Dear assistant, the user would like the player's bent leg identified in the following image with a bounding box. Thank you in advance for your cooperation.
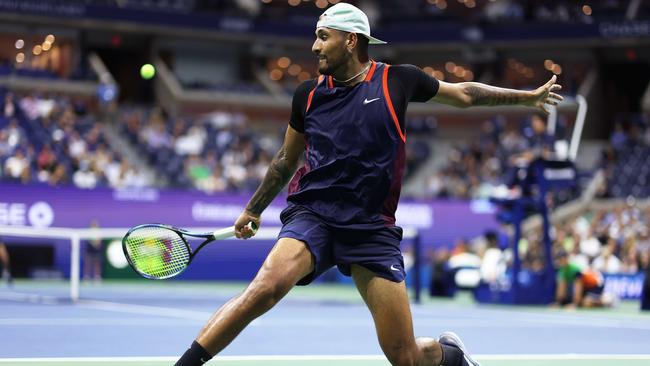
[351,264,441,366]
[177,238,314,365]
[352,265,480,366]
[197,237,313,351]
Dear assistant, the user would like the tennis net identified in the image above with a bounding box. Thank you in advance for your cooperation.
[0,225,421,303]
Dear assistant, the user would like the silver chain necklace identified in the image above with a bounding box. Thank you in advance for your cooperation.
[332,62,371,84]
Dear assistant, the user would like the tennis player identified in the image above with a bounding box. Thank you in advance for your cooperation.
[176,3,562,365]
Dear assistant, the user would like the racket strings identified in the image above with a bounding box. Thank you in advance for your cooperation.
[123,226,191,278]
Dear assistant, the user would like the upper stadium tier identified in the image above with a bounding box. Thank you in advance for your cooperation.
[0,0,648,46]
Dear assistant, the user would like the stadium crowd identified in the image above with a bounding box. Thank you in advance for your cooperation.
[424,114,559,200]
[425,112,650,200]
[598,117,650,198]
[0,90,146,189]
[1,88,434,193]
[425,116,650,299]
[89,0,640,25]
[119,106,275,193]
[429,202,649,300]
[4,86,648,202]
[550,204,650,276]
[482,203,650,277]
[117,105,435,193]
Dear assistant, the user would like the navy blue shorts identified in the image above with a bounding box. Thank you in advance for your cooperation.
[278,204,405,286]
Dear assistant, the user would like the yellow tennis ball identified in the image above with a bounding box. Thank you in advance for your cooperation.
[140,63,155,79]
[143,255,165,275]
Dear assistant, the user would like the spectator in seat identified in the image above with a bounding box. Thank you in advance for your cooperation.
[591,242,622,274]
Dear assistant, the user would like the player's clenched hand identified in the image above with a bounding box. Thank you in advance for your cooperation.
[235,210,260,239]
[527,75,563,114]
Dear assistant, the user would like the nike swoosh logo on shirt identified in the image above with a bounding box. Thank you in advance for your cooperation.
[363,97,380,105]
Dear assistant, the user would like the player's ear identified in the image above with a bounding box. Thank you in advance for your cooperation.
[346,33,356,52]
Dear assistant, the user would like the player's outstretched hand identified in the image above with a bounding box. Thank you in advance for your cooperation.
[235,210,260,239]
[527,75,563,114]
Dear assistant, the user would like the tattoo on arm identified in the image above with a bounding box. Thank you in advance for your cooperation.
[245,147,297,215]
[464,83,528,106]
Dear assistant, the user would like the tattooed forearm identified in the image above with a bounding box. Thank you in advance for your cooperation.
[463,83,529,106]
[245,147,297,215]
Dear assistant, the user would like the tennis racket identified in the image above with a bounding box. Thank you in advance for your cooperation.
[122,223,257,280]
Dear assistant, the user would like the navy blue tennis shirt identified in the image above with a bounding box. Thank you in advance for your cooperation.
[287,62,439,229]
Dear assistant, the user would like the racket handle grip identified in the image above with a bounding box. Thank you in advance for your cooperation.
[212,222,257,240]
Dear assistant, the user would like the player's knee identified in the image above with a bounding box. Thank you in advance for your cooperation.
[245,278,288,311]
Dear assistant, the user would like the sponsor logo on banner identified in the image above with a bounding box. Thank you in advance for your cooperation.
[0,201,54,228]
[604,273,645,300]
[193,202,431,227]
[470,199,496,214]
[112,188,159,202]
[600,21,650,38]
[191,202,283,224]
[395,203,433,228]
[0,0,86,16]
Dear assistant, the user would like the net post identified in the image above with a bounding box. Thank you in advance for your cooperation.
[70,233,81,302]
[413,229,421,304]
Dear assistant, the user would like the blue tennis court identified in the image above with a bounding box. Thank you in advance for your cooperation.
[2,281,649,365]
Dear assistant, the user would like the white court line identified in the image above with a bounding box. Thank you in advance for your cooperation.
[0,318,202,326]
[0,292,59,305]
[77,299,212,320]
[2,354,650,362]
[0,294,216,321]
[6,297,650,331]
[13,313,640,330]
[76,299,264,326]
[7,297,650,331]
